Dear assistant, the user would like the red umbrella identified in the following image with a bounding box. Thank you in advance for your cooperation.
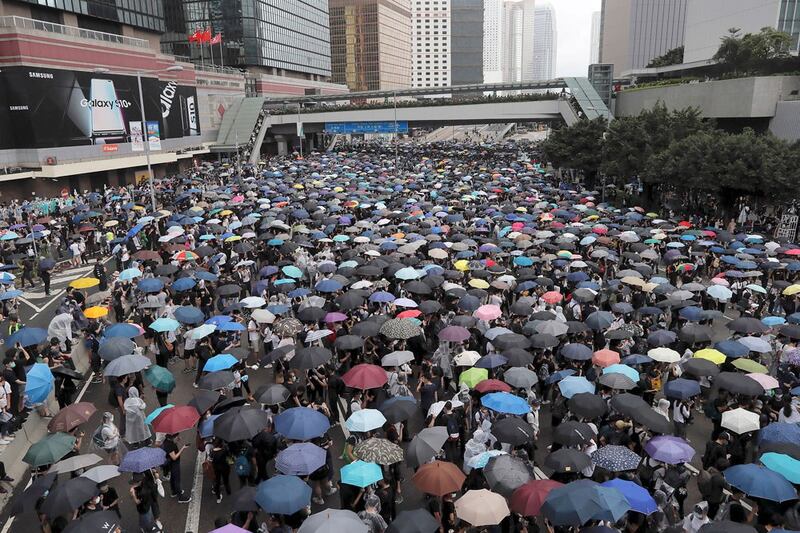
[542,291,562,304]
[342,364,388,390]
[152,405,200,434]
[397,310,422,319]
[510,479,564,517]
[412,460,466,497]
[475,379,512,393]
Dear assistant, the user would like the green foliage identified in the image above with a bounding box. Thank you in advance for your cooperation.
[713,27,792,73]
[540,117,607,181]
[646,46,684,68]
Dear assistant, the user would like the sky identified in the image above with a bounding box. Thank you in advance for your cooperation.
[550,0,602,77]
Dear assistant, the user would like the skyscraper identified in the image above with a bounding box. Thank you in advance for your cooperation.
[502,0,535,83]
[451,0,484,85]
[483,0,504,83]
[600,0,688,75]
[412,0,451,88]
[591,11,602,64]
[329,0,412,92]
[161,0,332,78]
[533,2,557,80]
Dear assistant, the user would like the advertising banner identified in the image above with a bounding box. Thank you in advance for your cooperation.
[146,121,162,151]
[0,66,201,150]
[130,121,144,152]
[324,121,409,134]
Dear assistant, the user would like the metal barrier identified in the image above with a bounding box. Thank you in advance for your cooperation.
[0,15,149,48]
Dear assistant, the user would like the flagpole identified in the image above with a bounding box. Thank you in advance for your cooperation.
[219,39,224,68]
[199,40,204,68]
[209,37,215,67]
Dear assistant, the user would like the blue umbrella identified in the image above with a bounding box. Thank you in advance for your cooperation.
[282,265,303,279]
[369,291,395,303]
[724,464,797,502]
[118,268,143,281]
[315,279,343,293]
[171,278,197,292]
[103,323,141,339]
[137,278,164,293]
[195,271,218,282]
[255,475,311,515]
[217,321,246,332]
[174,306,204,325]
[715,340,750,358]
[545,369,576,384]
[761,452,800,484]
[205,315,233,326]
[25,363,54,405]
[340,460,383,487]
[761,422,800,445]
[198,414,220,438]
[558,376,596,399]
[276,443,326,476]
[603,364,639,382]
[7,326,47,347]
[119,447,166,473]
[149,317,181,333]
[560,343,593,360]
[591,445,641,472]
[663,378,702,400]
[145,404,174,425]
[0,290,23,301]
[480,392,530,415]
[203,354,238,372]
[475,353,509,369]
[274,407,331,441]
[622,354,653,365]
[601,479,657,515]
[541,479,631,526]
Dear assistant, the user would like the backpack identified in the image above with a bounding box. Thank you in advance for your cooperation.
[697,468,712,497]
[234,451,251,477]
[92,425,105,448]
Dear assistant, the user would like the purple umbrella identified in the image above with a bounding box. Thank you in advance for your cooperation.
[118,447,166,473]
[438,325,471,342]
[275,443,326,476]
[325,312,348,323]
[643,435,695,465]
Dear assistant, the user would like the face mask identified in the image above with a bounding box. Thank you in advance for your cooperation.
[9,363,14,368]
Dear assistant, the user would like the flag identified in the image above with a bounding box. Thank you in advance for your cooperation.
[210,33,222,45]
[188,29,202,42]
[200,27,212,43]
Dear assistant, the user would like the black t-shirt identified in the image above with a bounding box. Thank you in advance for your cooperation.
[162,438,179,465]
[3,368,18,395]
[210,446,229,467]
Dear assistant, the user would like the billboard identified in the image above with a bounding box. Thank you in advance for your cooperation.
[0,66,200,150]
[324,121,409,134]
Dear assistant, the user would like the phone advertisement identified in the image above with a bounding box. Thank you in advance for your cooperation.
[0,66,201,150]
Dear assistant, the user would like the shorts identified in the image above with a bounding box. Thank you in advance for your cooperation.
[183,349,195,360]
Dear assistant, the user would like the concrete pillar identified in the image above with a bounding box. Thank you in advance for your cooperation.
[274,135,288,156]
[306,134,315,151]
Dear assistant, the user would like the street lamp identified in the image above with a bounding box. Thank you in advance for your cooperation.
[94,65,184,212]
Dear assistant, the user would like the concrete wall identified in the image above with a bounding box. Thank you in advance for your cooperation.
[683,0,781,63]
[615,76,800,118]
[770,100,800,140]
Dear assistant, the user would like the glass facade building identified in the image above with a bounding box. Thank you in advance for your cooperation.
[779,0,800,50]
[329,0,411,92]
[161,0,331,77]
[451,0,483,86]
[18,0,164,32]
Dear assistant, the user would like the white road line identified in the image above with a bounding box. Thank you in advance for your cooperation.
[0,371,95,533]
[16,298,41,313]
[184,451,204,533]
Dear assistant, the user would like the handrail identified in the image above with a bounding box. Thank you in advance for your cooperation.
[0,15,149,48]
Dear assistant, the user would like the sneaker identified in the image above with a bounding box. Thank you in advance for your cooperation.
[0,487,6,494]
[5,434,14,440]
[312,496,324,505]
[0,439,10,445]
[178,494,192,504]
[325,486,338,496]
[249,364,260,371]
[1,476,13,482]
[192,383,198,389]
[394,496,404,504]
[216,494,222,504]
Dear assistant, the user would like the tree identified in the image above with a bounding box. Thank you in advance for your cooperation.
[646,46,684,68]
[540,117,607,185]
[713,28,749,73]
[713,27,792,73]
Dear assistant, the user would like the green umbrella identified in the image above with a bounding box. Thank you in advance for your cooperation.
[24,432,76,467]
[459,367,489,389]
[732,358,769,374]
[144,365,176,393]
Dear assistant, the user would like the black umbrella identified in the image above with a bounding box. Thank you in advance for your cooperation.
[51,366,83,380]
[63,510,121,533]
[544,448,591,473]
[683,358,720,377]
[584,311,614,330]
[484,454,533,496]
[290,346,333,369]
[189,389,222,414]
[502,348,534,367]
[387,509,440,533]
[727,317,769,335]
[41,476,99,517]
[491,417,535,445]
[530,333,559,349]
[379,397,418,423]
[351,321,381,337]
[214,407,270,441]
[698,521,757,533]
[553,421,595,447]
[261,345,295,366]
[217,284,242,296]
[336,292,366,310]
[568,392,608,419]
[10,472,56,516]
[492,333,531,350]
[198,371,235,391]
[609,393,649,417]
[630,407,674,434]
[298,307,326,322]
[230,486,260,512]
[679,324,713,344]
[211,396,248,415]
[334,335,364,351]
[715,371,765,396]
[98,337,137,361]
[418,300,442,314]
[255,384,291,405]
[39,258,56,270]
[155,264,178,276]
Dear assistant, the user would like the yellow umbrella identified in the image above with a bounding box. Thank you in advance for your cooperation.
[454,260,470,272]
[783,284,800,296]
[732,358,768,374]
[70,278,100,289]
[694,348,726,365]
[84,306,108,319]
[468,278,490,289]
[459,368,489,389]
[224,235,242,242]
[293,184,304,189]
[219,210,233,217]
[103,220,119,228]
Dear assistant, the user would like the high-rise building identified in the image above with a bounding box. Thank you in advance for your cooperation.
[329,0,412,92]
[483,0,504,83]
[161,0,332,79]
[502,0,535,83]
[533,2,557,81]
[591,11,601,64]
[451,0,484,85]
[412,0,451,88]
[684,0,800,63]
[600,0,688,75]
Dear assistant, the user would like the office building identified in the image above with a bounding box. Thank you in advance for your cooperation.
[588,63,614,107]
[599,0,688,75]
[412,0,450,88]
[483,0,504,83]
[329,0,412,92]
[161,0,332,80]
[502,0,535,83]
[684,0,800,63]
[533,2,557,81]
[591,11,601,64]
[451,0,483,85]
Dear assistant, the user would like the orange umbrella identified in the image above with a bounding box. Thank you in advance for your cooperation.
[412,460,466,497]
[84,306,108,319]
[592,349,620,368]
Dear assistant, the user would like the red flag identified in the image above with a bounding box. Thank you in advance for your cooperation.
[210,33,222,45]
[201,28,212,43]
[188,29,201,42]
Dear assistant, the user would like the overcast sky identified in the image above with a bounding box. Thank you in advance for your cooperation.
[550,0,602,77]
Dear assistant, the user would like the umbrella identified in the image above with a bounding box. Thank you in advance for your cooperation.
[491,417,535,445]
[80,464,121,484]
[255,383,291,405]
[25,362,54,404]
[204,353,239,372]
[149,317,180,332]
[412,460,466,496]
[8,326,48,347]
[407,427,448,468]
[503,367,538,389]
[553,421,595,446]
[379,396,418,423]
[481,391,530,415]
[597,372,637,390]
[255,475,312,515]
[276,443,326,476]
[48,453,102,474]
[230,486,259,512]
[342,364,388,389]
[510,479,564,517]
[558,375,596,398]
[146,404,174,425]
[760,422,800,445]
[568,392,608,419]
[275,407,331,441]
[99,337,136,360]
[291,346,333,370]
[152,405,200,434]
[353,438,403,465]
[484,454,533,496]
[214,407,269,441]
[24,432,76,467]
[380,318,422,339]
[644,435,695,464]
[663,378,702,400]
[721,407,760,434]
[63,511,122,533]
[10,472,56,516]
[439,325,471,342]
[143,365,176,393]
[381,350,415,367]
[591,445,642,472]
[198,370,235,390]
[541,479,631,526]
[41,476,99,518]
[683,358,721,377]
[723,464,797,502]
[345,409,387,432]
[386,509,440,533]
[716,371,764,396]
[174,305,204,324]
[103,323,141,339]
[455,489,510,526]
[544,448,591,473]
[48,402,96,433]
[104,354,150,377]
[189,389,222,414]
[601,478,657,515]
[298,509,367,533]
[118,446,166,472]
[340,460,383,487]
[761,452,800,484]
[459,367,489,388]
[698,522,757,533]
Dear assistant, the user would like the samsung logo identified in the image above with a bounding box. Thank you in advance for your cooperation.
[28,72,54,79]
[9,105,28,111]
[80,98,131,109]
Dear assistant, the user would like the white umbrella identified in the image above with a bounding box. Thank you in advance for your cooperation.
[454,350,482,366]
[251,309,276,324]
[721,407,760,434]
[647,347,681,363]
[381,351,415,367]
[739,336,772,353]
[187,324,216,340]
[240,296,266,309]
[428,399,464,418]
[81,464,120,483]
[305,329,333,344]
[455,489,510,526]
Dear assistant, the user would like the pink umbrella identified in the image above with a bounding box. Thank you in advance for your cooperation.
[542,291,562,304]
[439,325,471,342]
[231,194,245,203]
[474,304,502,321]
[592,349,620,367]
[711,277,730,286]
[747,373,779,389]
[342,364,388,390]
[325,312,348,323]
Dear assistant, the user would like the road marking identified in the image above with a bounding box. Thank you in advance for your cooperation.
[30,294,65,320]
[184,451,204,533]
[16,298,41,313]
